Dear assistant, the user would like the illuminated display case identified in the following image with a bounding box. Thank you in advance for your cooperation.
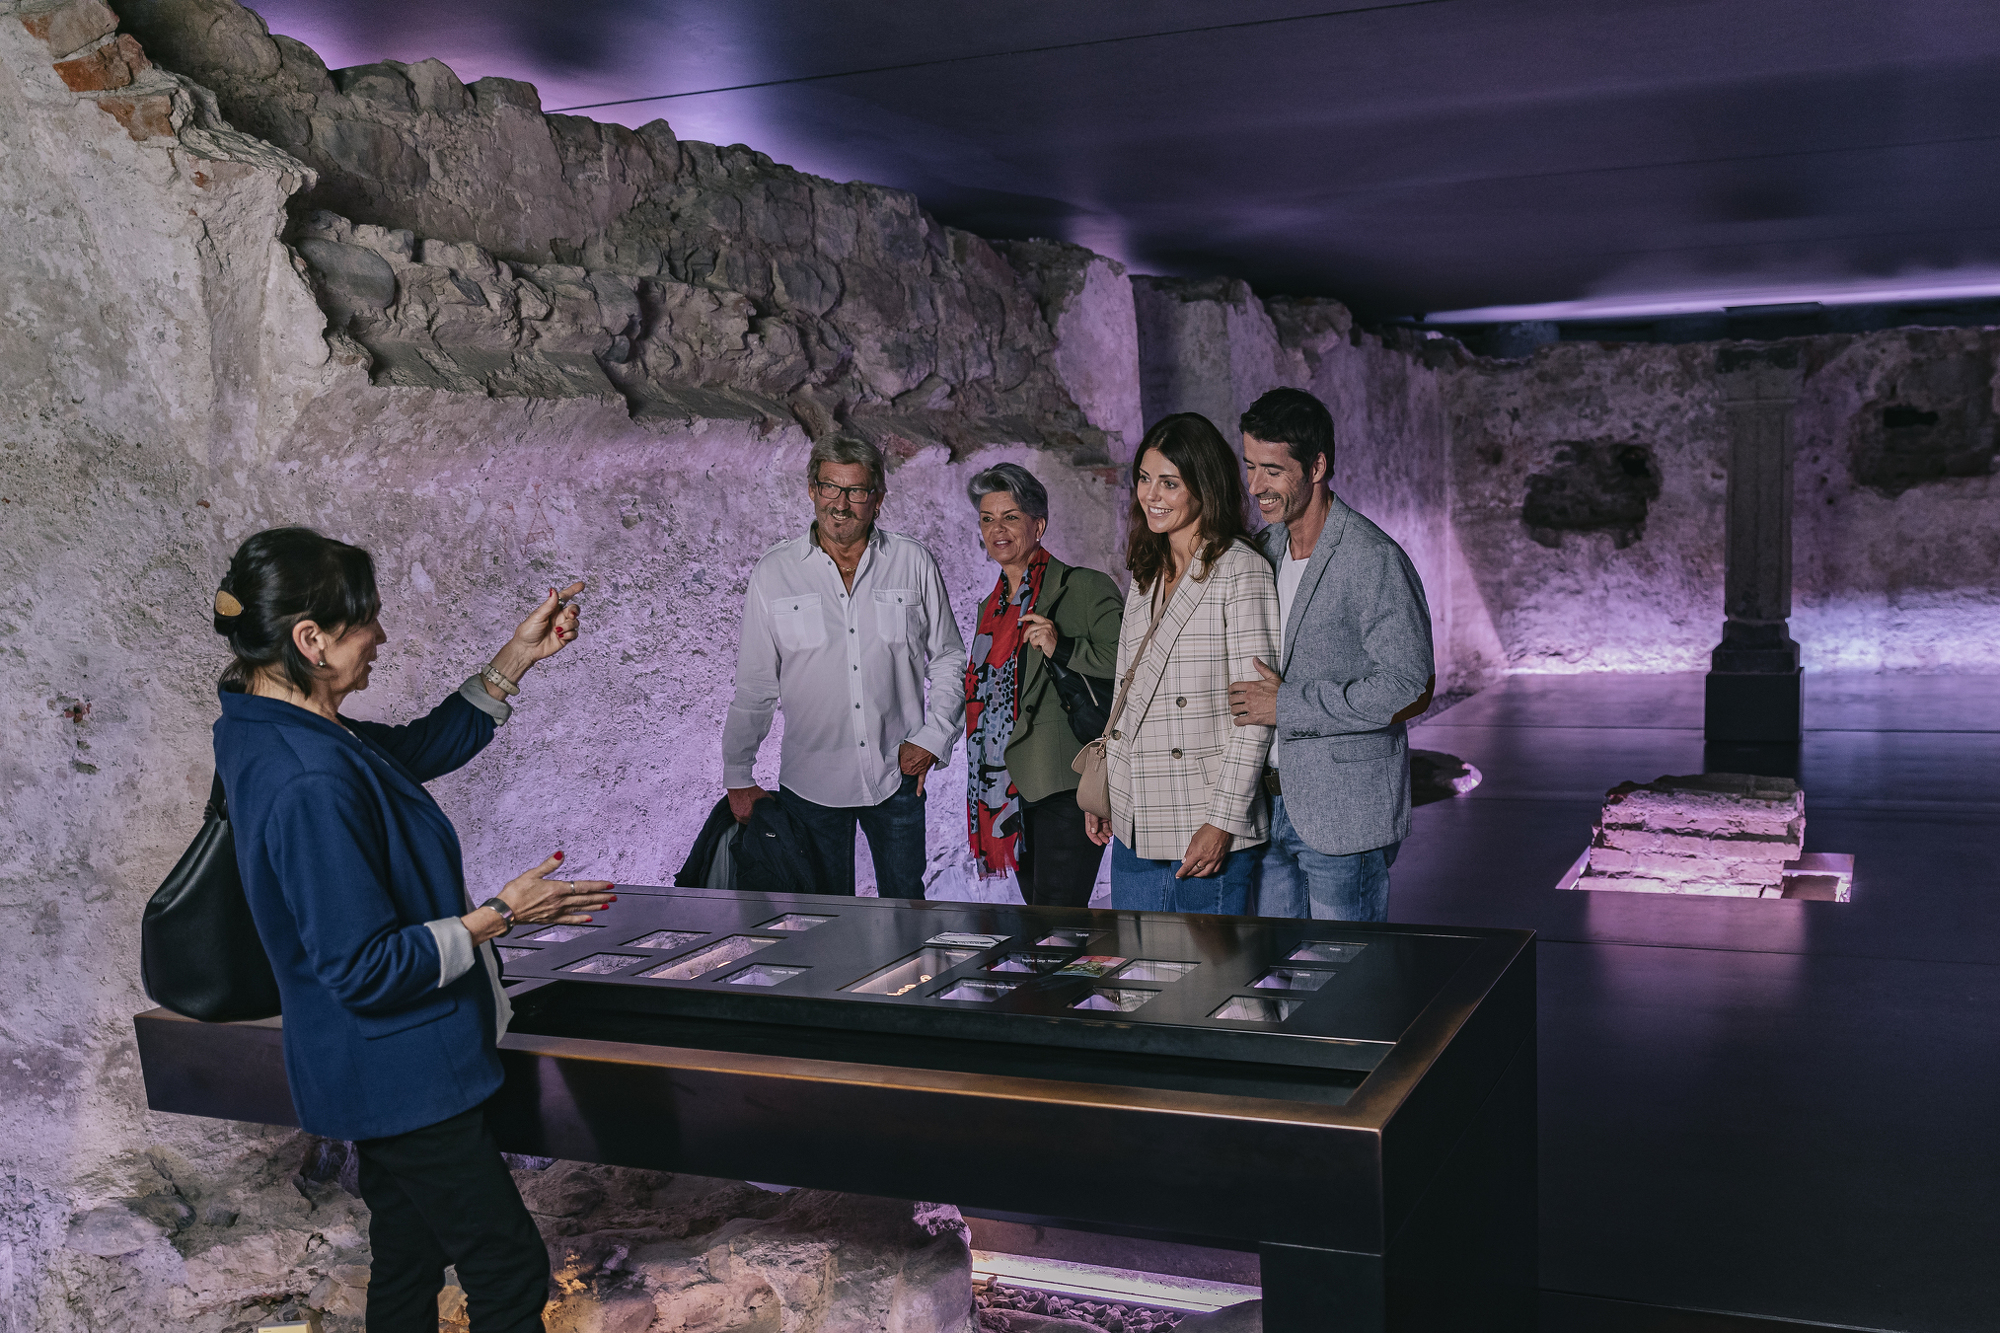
[136,885,1535,1333]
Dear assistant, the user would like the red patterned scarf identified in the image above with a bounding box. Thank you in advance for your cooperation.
[963,551,1050,877]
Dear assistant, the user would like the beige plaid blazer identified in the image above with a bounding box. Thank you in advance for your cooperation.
[1106,539,1279,860]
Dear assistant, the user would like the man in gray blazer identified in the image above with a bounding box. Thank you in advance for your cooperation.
[1228,389,1435,920]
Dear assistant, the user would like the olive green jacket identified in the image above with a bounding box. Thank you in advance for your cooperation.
[999,555,1124,804]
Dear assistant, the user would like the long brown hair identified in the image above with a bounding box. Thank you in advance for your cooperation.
[1126,413,1251,593]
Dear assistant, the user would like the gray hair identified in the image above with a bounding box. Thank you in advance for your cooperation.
[966,462,1049,523]
[807,435,886,492]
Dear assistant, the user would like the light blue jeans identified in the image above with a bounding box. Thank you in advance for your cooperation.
[1109,838,1257,915]
[1255,794,1399,921]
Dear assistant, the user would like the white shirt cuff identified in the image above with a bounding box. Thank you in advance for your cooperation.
[424,917,478,989]
[459,675,512,724]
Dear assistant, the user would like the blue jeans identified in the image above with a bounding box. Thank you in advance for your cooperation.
[1255,794,1399,921]
[779,774,927,899]
[1109,838,1257,915]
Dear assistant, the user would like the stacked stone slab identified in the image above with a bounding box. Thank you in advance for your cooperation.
[1580,773,1805,896]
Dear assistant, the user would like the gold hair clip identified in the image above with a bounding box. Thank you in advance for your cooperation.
[214,589,244,618]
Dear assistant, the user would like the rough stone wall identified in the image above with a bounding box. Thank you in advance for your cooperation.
[0,3,1114,1326]
[1442,341,1729,674]
[108,0,1120,463]
[1444,329,2000,674]
[1787,328,2000,671]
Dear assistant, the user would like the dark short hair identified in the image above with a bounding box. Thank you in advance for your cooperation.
[966,462,1049,523]
[214,527,380,696]
[1240,387,1335,480]
[1126,414,1252,593]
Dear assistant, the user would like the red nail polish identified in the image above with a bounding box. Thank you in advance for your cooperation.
[553,850,564,861]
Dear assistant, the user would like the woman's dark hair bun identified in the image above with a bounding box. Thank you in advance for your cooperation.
[215,527,380,696]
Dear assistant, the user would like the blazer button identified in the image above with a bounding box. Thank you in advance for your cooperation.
[1111,729,1121,740]
[1175,696,1186,707]
[1171,747,1183,758]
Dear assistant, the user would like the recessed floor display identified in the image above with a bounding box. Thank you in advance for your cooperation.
[527,924,599,943]
[563,953,646,976]
[1252,967,1335,992]
[936,978,1018,1003]
[1112,959,1198,983]
[846,947,981,996]
[723,964,806,987]
[495,946,538,965]
[758,913,835,931]
[641,936,780,980]
[1035,930,1098,948]
[1211,996,1303,1023]
[1072,988,1157,1013]
[1289,942,1365,965]
[626,929,706,951]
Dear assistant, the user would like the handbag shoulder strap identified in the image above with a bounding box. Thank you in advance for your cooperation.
[1097,584,1171,739]
[1013,562,1072,679]
[205,771,228,822]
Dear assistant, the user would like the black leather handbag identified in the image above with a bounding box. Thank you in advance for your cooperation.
[1030,567,1115,744]
[1046,657,1113,744]
[139,773,282,1022]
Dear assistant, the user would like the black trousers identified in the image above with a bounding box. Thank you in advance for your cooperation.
[1017,789,1101,908]
[355,1101,549,1333]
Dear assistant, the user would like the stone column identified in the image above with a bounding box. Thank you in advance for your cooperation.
[1705,344,1804,745]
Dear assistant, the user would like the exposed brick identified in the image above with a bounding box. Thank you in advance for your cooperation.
[53,33,149,92]
[96,91,174,141]
[18,0,117,59]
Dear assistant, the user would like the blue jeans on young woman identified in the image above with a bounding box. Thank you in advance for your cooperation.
[779,773,928,899]
[1109,837,1258,915]
[1254,793,1399,921]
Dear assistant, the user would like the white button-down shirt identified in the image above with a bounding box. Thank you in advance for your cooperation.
[723,525,967,808]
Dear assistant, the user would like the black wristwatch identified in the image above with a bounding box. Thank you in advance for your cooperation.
[477,896,515,930]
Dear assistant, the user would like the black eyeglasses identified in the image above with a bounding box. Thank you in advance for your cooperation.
[811,480,881,504]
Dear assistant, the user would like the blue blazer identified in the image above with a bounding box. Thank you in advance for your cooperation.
[213,688,502,1141]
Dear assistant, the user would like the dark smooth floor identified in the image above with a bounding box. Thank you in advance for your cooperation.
[1399,673,2000,1333]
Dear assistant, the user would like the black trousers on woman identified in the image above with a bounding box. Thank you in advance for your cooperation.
[355,1100,549,1333]
[1016,789,1102,908]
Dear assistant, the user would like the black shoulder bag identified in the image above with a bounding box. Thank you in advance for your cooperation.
[1033,568,1117,744]
[140,773,283,1022]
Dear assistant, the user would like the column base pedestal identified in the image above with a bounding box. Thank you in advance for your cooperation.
[1704,668,1801,744]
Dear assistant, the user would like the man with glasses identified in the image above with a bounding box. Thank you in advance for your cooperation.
[722,436,967,898]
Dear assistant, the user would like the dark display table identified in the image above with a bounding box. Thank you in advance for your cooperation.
[136,886,1535,1332]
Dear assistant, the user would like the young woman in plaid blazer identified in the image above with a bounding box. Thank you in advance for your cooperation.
[1085,414,1280,913]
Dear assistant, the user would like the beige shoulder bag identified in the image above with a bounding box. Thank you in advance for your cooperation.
[1071,587,1171,818]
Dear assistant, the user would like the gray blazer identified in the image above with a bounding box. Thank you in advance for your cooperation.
[1260,494,1434,855]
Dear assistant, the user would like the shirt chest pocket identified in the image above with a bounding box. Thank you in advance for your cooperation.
[873,588,920,644]
[771,593,827,651]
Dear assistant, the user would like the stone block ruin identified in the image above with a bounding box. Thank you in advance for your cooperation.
[1574,773,1848,901]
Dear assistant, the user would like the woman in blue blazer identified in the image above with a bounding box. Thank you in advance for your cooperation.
[211,527,610,1333]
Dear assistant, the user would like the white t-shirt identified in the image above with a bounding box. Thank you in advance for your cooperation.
[1276,551,1309,654]
[1271,551,1309,768]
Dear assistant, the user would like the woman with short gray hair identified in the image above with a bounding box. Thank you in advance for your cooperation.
[962,463,1124,905]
